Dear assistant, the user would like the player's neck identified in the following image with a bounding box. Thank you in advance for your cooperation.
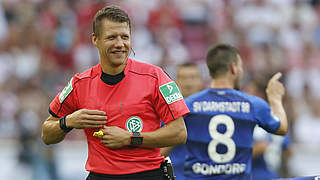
[210,78,234,89]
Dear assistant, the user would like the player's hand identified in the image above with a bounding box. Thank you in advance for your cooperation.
[66,109,107,129]
[99,126,131,149]
[266,72,285,102]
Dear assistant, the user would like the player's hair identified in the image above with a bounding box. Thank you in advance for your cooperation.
[206,44,239,78]
[93,5,131,38]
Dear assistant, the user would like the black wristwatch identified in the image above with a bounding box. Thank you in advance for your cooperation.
[130,132,143,146]
[59,115,73,133]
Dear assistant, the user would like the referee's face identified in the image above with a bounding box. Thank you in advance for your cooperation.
[93,19,131,70]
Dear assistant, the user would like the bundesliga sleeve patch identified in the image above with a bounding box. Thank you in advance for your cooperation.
[159,81,183,104]
[59,77,73,103]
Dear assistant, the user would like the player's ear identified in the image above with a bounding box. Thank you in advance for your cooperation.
[91,33,98,46]
[230,62,237,75]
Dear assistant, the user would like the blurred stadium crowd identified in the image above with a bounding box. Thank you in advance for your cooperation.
[0,0,320,179]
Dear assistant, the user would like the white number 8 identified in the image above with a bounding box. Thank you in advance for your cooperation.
[208,114,236,163]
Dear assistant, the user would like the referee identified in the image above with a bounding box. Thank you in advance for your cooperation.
[41,5,189,180]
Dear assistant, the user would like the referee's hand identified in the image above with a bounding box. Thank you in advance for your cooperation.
[99,126,131,149]
[66,109,107,129]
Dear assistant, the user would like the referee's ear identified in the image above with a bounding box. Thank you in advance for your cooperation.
[92,32,98,46]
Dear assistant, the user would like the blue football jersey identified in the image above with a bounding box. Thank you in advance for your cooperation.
[184,89,281,180]
[170,144,186,180]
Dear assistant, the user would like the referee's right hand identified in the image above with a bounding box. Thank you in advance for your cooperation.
[66,109,107,129]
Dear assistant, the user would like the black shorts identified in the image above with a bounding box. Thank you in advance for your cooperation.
[86,168,163,180]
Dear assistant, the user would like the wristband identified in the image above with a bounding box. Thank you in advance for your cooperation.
[59,115,73,133]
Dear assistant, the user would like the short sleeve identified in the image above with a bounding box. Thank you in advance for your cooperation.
[253,96,280,133]
[49,76,78,118]
[153,69,190,124]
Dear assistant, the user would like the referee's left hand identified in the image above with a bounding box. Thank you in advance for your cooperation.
[99,126,131,149]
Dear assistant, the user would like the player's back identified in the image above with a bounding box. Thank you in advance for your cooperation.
[184,88,280,180]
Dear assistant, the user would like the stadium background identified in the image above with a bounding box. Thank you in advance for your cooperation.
[0,0,319,179]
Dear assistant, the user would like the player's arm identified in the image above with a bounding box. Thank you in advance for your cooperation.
[252,126,269,157]
[252,141,269,157]
[266,72,288,135]
[42,109,107,145]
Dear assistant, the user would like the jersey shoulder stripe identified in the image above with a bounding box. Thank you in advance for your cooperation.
[128,58,167,80]
[73,64,100,84]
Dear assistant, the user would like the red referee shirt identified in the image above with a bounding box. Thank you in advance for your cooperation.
[49,58,190,174]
